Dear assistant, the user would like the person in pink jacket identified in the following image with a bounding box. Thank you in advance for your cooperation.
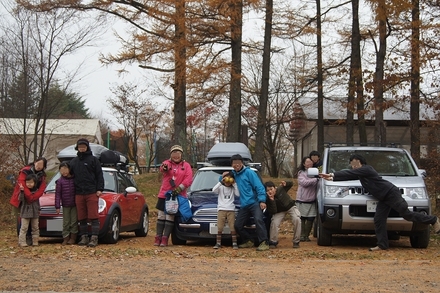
[154,145,193,247]
[296,156,319,242]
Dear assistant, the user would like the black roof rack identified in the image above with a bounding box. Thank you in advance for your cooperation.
[325,142,402,148]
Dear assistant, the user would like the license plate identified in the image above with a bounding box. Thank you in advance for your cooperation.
[366,200,378,213]
[47,219,63,231]
[209,223,231,234]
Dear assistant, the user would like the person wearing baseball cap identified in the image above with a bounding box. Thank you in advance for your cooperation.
[154,144,193,247]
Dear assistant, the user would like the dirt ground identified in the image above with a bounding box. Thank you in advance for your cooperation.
[1,223,440,293]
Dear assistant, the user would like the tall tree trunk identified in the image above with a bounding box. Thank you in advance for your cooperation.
[347,0,358,145]
[352,0,367,146]
[173,0,187,147]
[254,0,273,163]
[316,0,324,154]
[227,0,243,142]
[410,0,420,165]
[374,0,387,146]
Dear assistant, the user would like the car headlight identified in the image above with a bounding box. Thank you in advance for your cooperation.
[98,198,106,213]
[325,186,349,198]
[406,187,428,199]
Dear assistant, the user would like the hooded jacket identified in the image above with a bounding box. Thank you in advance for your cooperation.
[232,166,266,208]
[69,146,104,195]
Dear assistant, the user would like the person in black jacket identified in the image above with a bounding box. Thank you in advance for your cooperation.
[320,154,440,251]
[69,138,104,247]
[265,181,301,248]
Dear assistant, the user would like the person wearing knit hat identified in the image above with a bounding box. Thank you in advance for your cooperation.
[69,138,104,248]
[154,144,193,247]
[170,145,183,153]
[75,138,90,150]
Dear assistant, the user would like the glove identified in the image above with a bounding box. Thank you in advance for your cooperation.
[161,163,169,171]
[171,186,182,196]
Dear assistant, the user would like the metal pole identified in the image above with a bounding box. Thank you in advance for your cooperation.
[107,127,110,149]
[154,130,157,167]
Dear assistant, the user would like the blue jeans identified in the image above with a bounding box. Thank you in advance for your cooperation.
[234,202,268,245]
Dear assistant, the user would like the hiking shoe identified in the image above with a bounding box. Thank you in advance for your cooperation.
[238,240,254,248]
[232,243,238,250]
[433,217,440,234]
[87,235,98,247]
[213,243,221,249]
[256,242,269,251]
[369,246,384,252]
[78,235,89,246]
[293,242,300,249]
[300,236,306,242]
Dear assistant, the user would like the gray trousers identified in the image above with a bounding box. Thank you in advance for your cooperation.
[269,206,301,244]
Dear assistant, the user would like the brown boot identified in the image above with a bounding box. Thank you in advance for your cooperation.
[67,233,77,245]
[32,236,39,246]
[62,235,70,245]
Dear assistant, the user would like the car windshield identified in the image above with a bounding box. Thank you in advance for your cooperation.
[189,169,227,192]
[45,170,117,192]
[327,150,417,176]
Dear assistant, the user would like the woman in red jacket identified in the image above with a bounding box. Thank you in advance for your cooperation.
[10,157,47,245]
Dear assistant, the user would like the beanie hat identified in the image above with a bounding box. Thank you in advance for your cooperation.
[75,138,90,150]
[170,145,183,153]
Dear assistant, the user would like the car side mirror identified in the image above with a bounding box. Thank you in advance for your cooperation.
[307,167,319,178]
[124,186,137,196]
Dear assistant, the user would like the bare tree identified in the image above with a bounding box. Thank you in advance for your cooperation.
[108,83,165,174]
[1,1,102,164]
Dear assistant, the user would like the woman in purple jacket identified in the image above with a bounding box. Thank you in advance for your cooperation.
[296,156,319,242]
[55,162,77,245]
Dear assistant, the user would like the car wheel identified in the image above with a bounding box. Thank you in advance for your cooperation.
[134,208,149,237]
[409,226,430,248]
[171,228,187,245]
[103,210,120,244]
[317,214,332,246]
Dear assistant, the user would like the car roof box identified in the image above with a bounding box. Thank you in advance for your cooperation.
[100,150,129,167]
[207,142,252,166]
[57,143,109,162]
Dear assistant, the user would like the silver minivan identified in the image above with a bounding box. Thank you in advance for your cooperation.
[313,146,431,248]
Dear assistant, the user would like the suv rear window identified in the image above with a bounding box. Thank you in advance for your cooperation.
[327,150,417,176]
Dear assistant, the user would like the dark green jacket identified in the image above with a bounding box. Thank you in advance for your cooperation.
[266,181,295,214]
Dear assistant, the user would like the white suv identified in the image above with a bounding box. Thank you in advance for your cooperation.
[315,146,431,248]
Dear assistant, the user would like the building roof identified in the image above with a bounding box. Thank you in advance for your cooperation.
[299,97,439,121]
[0,118,102,137]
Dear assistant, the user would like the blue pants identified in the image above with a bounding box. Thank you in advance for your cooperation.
[234,202,268,245]
[374,186,436,249]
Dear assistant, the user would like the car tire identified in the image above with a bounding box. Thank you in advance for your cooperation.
[134,208,149,237]
[409,226,430,248]
[103,210,120,244]
[317,214,332,246]
[171,229,187,245]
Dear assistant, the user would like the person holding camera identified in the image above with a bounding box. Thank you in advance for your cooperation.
[154,145,193,247]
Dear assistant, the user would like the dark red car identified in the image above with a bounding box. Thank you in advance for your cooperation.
[37,144,149,244]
